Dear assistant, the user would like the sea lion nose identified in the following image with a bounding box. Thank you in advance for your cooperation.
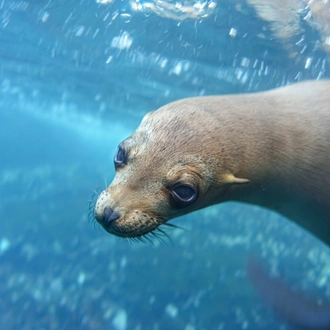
[100,206,120,226]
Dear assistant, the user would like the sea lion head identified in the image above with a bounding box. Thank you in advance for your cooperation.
[94,99,249,238]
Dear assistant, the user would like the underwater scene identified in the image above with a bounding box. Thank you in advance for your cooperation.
[1,0,330,329]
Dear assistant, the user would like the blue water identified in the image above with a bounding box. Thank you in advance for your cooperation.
[1,0,330,329]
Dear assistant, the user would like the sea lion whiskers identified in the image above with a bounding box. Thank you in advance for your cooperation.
[89,187,117,231]
[88,190,101,227]
[120,225,172,245]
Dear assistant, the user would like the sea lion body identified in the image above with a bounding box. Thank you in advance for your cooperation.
[94,80,330,246]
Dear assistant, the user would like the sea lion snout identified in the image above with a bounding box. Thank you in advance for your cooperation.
[94,180,168,237]
[94,190,119,231]
[95,206,120,229]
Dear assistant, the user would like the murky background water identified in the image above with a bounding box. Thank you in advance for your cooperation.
[1,0,330,329]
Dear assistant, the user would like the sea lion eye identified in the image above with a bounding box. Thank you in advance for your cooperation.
[114,146,126,168]
[170,184,197,207]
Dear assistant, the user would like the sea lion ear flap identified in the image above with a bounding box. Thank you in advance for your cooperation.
[223,174,250,185]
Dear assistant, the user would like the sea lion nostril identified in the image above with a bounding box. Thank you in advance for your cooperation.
[103,206,120,224]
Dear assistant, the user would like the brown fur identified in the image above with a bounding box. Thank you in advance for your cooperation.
[94,80,330,244]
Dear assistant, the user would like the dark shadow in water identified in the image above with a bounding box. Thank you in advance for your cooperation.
[247,257,330,330]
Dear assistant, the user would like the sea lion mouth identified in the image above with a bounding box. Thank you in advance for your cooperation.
[94,206,180,244]
[101,217,162,239]
[93,190,169,239]
[102,218,175,244]
[94,204,166,239]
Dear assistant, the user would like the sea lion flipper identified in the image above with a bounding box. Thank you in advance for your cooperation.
[224,174,250,184]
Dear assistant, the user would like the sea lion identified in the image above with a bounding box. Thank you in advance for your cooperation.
[94,80,330,328]
[94,80,330,242]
